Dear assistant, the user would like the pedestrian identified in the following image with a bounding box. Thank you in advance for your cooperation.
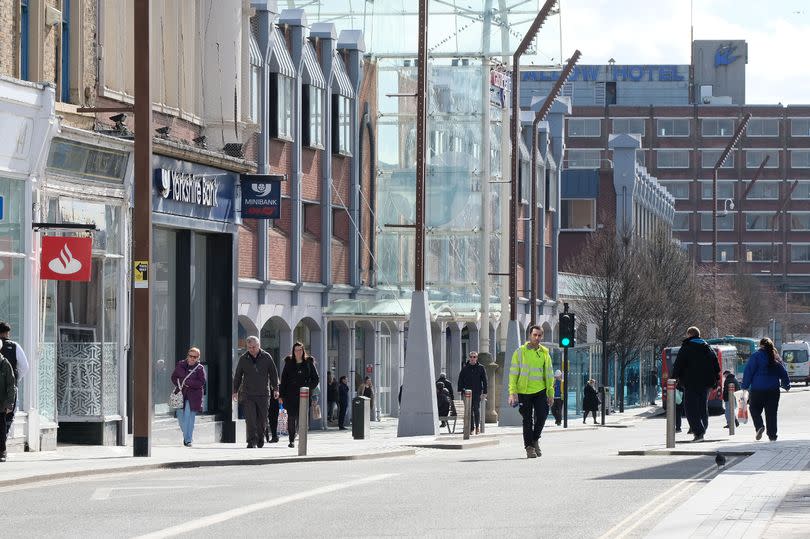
[675,382,685,433]
[265,389,281,444]
[741,337,790,441]
[0,351,16,462]
[170,347,206,447]
[583,379,599,424]
[327,372,339,422]
[279,342,319,448]
[508,324,554,458]
[338,375,350,430]
[437,372,455,400]
[551,370,564,426]
[436,381,451,421]
[362,376,374,419]
[457,351,488,434]
[232,336,279,449]
[671,326,720,442]
[722,370,740,430]
[0,322,29,437]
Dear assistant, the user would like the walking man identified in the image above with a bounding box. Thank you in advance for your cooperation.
[233,336,279,448]
[326,372,339,422]
[0,350,16,462]
[671,326,720,442]
[0,322,29,437]
[338,375,350,430]
[457,352,488,434]
[508,325,554,458]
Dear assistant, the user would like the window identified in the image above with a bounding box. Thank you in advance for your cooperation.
[791,213,810,231]
[747,118,779,137]
[745,244,778,262]
[657,118,690,137]
[303,86,323,148]
[701,118,735,137]
[59,0,70,102]
[660,181,690,200]
[701,149,734,169]
[565,149,600,169]
[47,139,128,182]
[744,180,780,200]
[333,95,352,155]
[792,150,810,168]
[568,118,601,137]
[700,180,735,200]
[656,149,689,168]
[699,244,737,262]
[791,118,810,137]
[746,149,779,168]
[272,74,293,139]
[745,212,779,231]
[700,212,734,231]
[672,212,690,231]
[791,245,810,262]
[635,149,646,166]
[612,118,646,136]
[20,0,29,80]
[793,181,810,200]
[560,199,596,230]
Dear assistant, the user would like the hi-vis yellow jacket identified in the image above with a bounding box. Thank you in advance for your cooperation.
[508,343,554,395]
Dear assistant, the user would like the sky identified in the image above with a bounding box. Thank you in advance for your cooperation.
[531,0,810,104]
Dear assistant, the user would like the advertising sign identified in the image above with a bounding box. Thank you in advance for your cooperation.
[40,236,92,282]
[241,174,283,219]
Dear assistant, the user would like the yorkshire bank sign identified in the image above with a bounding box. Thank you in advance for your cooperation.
[155,168,219,207]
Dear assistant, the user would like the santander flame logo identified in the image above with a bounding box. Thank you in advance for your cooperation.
[48,243,83,275]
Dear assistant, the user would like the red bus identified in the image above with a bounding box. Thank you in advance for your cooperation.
[661,344,736,415]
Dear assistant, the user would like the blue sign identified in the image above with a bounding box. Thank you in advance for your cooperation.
[522,64,685,83]
[0,196,3,221]
[241,174,283,219]
[152,156,237,223]
[714,44,741,67]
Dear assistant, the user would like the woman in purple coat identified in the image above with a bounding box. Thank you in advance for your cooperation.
[170,347,206,447]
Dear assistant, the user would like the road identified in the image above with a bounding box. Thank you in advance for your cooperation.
[4,388,809,538]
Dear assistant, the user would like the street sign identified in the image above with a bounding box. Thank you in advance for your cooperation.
[40,236,92,281]
[134,260,149,289]
[241,174,283,219]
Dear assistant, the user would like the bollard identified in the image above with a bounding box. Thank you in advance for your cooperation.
[666,379,676,449]
[298,387,310,456]
[728,382,736,436]
[463,389,472,440]
[479,395,486,434]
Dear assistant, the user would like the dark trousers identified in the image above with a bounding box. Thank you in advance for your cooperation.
[518,390,550,448]
[286,401,300,444]
[338,399,348,428]
[675,402,684,430]
[749,388,781,440]
[243,395,269,446]
[266,397,279,440]
[5,401,15,436]
[0,411,6,455]
[471,394,482,429]
[551,399,563,425]
[583,410,597,422]
[684,387,709,437]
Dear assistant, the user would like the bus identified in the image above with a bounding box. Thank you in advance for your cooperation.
[781,341,810,386]
[662,344,737,415]
[706,336,758,375]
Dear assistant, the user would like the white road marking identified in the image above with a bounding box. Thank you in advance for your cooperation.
[134,473,397,538]
[598,462,720,539]
[91,485,222,501]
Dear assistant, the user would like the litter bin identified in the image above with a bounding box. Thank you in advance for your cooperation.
[352,396,370,440]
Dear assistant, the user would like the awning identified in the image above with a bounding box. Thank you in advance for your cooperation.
[332,50,355,98]
[268,26,295,78]
[249,33,262,67]
[302,41,326,88]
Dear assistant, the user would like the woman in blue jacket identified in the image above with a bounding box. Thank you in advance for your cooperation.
[741,338,790,441]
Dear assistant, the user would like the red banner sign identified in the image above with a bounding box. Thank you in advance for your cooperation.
[40,237,92,282]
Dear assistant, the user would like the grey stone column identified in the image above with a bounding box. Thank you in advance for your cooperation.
[448,323,463,388]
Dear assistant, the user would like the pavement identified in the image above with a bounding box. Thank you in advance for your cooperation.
[0,404,655,487]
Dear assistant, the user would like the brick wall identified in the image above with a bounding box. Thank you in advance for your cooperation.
[269,140,292,196]
[268,229,291,281]
[301,235,321,282]
[238,220,258,279]
[357,59,377,286]
[331,239,349,283]
[301,147,321,201]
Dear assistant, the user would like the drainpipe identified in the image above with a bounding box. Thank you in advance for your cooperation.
[311,22,337,308]
[547,97,571,302]
[358,101,377,285]
[252,1,278,304]
[337,30,366,293]
[279,9,306,305]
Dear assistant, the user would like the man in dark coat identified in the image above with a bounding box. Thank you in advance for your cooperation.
[232,336,279,448]
[672,326,720,442]
[1,321,29,437]
[457,351,488,434]
[326,372,339,422]
[0,352,17,462]
[338,376,350,430]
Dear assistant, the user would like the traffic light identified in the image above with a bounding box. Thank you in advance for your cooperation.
[559,312,576,348]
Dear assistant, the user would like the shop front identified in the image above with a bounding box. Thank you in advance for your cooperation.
[151,155,239,442]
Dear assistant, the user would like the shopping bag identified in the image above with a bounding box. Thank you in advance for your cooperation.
[674,389,683,405]
[278,407,289,436]
[312,402,322,421]
[737,391,749,424]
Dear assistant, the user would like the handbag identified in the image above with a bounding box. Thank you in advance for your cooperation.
[737,390,749,424]
[674,389,683,405]
[311,401,322,420]
[170,363,201,410]
[278,405,289,435]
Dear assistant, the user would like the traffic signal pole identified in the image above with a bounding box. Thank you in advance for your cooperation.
[559,303,575,429]
[562,347,568,429]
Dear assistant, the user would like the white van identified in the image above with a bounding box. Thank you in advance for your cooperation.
[781,341,810,386]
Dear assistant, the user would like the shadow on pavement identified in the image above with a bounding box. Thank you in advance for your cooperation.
[593,456,715,480]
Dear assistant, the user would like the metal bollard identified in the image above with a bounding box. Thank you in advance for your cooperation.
[298,387,309,456]
[463,389,472,440]
[728,382,736,436]
[479,395,486,434]
[666,379,676,448]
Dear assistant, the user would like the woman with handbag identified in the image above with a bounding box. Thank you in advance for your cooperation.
[279,342,319,448]
[170,347,206,447]
[741,337,790,441]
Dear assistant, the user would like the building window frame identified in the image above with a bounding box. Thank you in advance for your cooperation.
[790,212,810,231]
[656,118,690,137]
[20,0,30,80]
[656,149,690,168]
[560,199,597,231]
[270,74,294,140]
[699,180,735,200]
[612,118,646,136]
[746,149,780,168]
[792,180,810,200]
[567,118,601,138]
[699,211,734,231]
[659,181,690,200]
[699,243,738,263]
[565,149,601,169]
[747,118,779,137]
[333,94,352,156]
[791,150,810,169]
[744,243,779,263]
[745,212,779,231]
[743,180,780,200]
[672,212,690,231]
[59,0,71,102]
[791,244,810,263]
[701,149,735,169]
[302,85,324,149]
[791,118,810,137]
[701,118,735,137]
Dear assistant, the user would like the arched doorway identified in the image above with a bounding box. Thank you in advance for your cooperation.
[237,315,258,353]
[260,316,291,374]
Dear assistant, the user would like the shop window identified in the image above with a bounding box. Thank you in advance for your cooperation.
[701,149,734,169]
[271,74,293,139]
[568,118,601,137]
[656,118,689,137]
[791,118,810,137]
[746,149,779,168]
[302,86,324,148]
[333,95,352,155]
[656,149,689,168]
[560,199,595,230]
[701,118,735,137]
[612,118,645,136]
[747,118,779,137]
